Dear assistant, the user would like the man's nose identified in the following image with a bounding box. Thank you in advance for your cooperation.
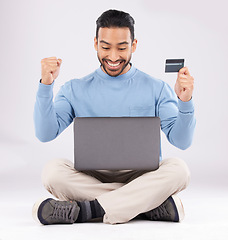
[109,49,119,62]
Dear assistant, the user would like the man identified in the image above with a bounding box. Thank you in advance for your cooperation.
[33,9,195,225]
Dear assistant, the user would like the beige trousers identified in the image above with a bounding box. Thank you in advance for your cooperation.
[42,158,190,224]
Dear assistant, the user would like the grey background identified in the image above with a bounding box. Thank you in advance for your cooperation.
[0,0,228,193]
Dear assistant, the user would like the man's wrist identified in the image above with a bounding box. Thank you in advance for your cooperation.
[37,79,54,97]
[40,79,54,85]
[178,98,194,113]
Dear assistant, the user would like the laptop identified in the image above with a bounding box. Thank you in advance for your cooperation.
[73,117,160,171]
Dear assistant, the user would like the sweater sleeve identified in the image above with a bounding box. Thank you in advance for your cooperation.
[33,81,75,142]
[157,82,196,150]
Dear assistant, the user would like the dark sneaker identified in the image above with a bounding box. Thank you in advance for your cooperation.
[32,198,80,225]
[144,195,185,222]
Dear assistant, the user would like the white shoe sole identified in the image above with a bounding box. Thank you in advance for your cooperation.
[171,195,185,222]
[32,198,50,225]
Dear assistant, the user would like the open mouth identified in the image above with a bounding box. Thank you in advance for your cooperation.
[104,60,124,71]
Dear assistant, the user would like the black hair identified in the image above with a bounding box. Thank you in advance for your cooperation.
[96,9,135,42]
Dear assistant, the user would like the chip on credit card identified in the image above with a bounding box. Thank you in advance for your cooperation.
[165,59,184,73]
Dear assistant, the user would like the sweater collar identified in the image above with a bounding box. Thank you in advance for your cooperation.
[95,64,136,81]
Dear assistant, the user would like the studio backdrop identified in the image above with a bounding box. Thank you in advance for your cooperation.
[0,0,227,192]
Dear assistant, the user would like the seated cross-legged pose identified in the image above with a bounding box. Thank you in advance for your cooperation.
[32,9,195,225]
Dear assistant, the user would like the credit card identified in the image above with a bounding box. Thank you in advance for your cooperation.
[165,59,184,73]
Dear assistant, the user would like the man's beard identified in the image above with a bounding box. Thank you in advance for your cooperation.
[97,54,131,77]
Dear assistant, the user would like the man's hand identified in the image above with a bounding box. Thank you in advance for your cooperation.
[41,57,62,85]
[174,67,194,102]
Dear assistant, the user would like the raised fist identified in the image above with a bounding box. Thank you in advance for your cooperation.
[41,57,62,85]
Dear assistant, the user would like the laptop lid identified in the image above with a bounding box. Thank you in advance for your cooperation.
[74,117,160,171]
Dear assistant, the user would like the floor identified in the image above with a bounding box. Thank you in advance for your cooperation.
[1,182,228,240]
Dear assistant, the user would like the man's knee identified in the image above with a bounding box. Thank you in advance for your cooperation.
[42,158,73,190]
[161,158,191,189]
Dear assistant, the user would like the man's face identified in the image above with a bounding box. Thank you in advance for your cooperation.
[94,27,137,77]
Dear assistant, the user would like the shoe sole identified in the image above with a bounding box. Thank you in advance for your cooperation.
[32,197,50,225]
[171,195,185,222]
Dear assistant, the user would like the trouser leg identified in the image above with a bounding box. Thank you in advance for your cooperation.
[42,158,123,201]
[42,157,190,224]
[97,158,190,224]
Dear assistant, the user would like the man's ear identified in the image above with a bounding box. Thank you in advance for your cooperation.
[131,39,137,53]
[94,37,98,51]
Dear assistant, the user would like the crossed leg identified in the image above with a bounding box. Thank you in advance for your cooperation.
[42,158,190,224]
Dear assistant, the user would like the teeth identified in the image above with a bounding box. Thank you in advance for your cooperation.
[107,61,121,67]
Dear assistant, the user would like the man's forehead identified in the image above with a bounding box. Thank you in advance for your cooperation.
[97,27,131,43]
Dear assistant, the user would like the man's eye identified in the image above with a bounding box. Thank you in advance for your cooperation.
[119,48,126,51]
[102,47,110,50]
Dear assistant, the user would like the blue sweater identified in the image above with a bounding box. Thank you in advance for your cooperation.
[34,65,196,151]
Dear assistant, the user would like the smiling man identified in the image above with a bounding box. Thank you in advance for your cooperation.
[33,10,195,225]
[95,27,137,77]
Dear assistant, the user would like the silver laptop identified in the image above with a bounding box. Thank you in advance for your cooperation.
[73,117,160,171]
